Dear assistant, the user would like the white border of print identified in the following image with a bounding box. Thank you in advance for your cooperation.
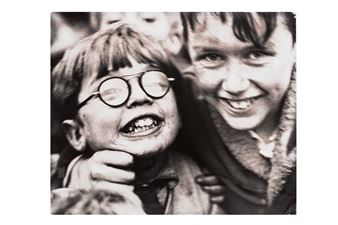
[1,0,337,225]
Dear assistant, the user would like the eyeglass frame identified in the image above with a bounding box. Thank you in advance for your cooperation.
[77,69,175,110]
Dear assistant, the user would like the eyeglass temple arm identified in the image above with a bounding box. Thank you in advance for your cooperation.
[77,91,100,110]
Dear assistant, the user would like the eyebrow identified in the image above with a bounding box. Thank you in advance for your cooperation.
[191,30,277,53]
[192,46,224,52]
[192,40,275,54]
[192,45,269,54]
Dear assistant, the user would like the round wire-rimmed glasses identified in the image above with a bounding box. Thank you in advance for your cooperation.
[77,70,175,109]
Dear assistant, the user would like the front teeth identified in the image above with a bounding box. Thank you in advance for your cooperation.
[227,99,254,110]
[135,118,153,127]
[127,117,159,134]
[128,124,157,134]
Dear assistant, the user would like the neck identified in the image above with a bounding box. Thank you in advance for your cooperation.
[134,152,168,186]
[254,105,282,142]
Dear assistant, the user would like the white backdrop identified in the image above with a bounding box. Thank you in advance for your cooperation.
[0,0,337,224]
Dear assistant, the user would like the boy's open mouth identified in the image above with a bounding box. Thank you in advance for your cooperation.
[120,114,164,136]
[219,96,263,111]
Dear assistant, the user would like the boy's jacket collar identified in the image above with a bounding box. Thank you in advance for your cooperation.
[208,66,296,205]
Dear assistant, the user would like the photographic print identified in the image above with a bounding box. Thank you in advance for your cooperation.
[51,12,296,215]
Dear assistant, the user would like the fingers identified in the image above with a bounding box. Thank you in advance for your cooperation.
[201,185,226,195]
[91,150,134,168]
[196,174,220,186]
[93,180,134,193]
[196,173,227,204]
[90,163,135,184]
[89,151,135,184]
[210,196,225,204]
[68,151,135,189]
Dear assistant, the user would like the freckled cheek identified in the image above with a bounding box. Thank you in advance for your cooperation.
[81,111,123,138]
[159,93,180,125]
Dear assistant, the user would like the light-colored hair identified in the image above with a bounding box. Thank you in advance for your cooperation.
[52,23,182,123]
[51,188,145,214]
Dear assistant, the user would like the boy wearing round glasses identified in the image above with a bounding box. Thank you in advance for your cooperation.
[51,24,220,214]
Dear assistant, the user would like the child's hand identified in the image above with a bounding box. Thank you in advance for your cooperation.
[196,174,226,204]
[68,150,135,192]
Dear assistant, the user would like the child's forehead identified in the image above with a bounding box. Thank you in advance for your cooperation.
[187,13,288,47]
[83,62,156,88]
[189,13,267,33]
[187,15,240,44]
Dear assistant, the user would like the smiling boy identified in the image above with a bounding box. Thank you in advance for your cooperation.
[51,24,220,214]
[181,12,296,214]
[66,59,180,157]
[51,12,188,156]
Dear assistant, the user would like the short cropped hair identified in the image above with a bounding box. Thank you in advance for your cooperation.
[181,12,296,47]
[52,24,182,124]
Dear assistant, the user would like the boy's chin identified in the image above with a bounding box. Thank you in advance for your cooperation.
[125,142,166,158]
[223,116,262,131]
[120,126,178,157]
[129,135,176,157]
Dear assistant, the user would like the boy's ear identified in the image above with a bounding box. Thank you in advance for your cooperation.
[164,33,183,55]
[62,119,86,152]
[291,43,296,63]
[164,14,185,55]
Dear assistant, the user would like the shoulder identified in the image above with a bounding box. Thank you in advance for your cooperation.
[168,151,202,178]
[166,151,224,214]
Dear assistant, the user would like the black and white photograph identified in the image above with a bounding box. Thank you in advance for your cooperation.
[50,12,296,214]
[3,0,338,224]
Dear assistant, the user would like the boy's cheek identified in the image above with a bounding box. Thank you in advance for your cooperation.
[193,70,221,93]
[197,80,217,94]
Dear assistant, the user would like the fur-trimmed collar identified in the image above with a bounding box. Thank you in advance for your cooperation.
[208,66,296,205]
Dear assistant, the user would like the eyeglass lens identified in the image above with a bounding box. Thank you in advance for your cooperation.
[99,71,170,107]
[141,71,170,98]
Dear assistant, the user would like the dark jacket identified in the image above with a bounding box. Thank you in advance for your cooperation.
[181,67,296,214]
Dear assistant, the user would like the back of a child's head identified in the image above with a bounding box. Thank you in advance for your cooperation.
[51,188,145,214]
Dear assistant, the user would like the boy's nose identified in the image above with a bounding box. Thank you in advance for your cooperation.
[122,14,140,31]
[126,79,153,108]
[220,64,250,96]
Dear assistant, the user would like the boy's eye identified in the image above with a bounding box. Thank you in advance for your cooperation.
[247,51,266,60]
[143,18,156,23]
[106,19,120,25]
[195,53,226,68]
[244,50,275,65]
